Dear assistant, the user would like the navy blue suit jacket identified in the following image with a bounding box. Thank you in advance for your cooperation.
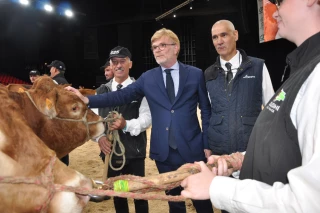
[88,62,211,162]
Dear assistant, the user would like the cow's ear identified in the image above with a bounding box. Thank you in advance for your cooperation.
[37,88,58,119]
[18,88,25,93]
[44,98,57,119]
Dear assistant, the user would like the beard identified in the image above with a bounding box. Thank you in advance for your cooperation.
[155,56,167,66]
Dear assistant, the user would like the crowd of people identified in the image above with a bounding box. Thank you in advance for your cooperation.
[24,0,320,211]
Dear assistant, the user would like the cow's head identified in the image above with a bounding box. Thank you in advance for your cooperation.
[0,88,92,213]
[12,76,105,158]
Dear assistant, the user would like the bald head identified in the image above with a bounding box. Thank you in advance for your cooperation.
[212,20,236,31]
[211,20,238,61]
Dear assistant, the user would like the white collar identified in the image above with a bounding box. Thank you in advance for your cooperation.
[220,50,242,71]
[161,61,179,72]
[111,77,132,91]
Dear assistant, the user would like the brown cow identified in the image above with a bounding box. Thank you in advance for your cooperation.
[79,88,96,96]
[5,76,105,158]
[6,83,32,93]
[0,87,92,213]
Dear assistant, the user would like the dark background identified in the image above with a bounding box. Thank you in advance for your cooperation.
[0,0,295,90]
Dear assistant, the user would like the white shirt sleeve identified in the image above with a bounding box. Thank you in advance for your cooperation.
[210,63,320,213]
[262,63,275,106]
[125,97,152,136]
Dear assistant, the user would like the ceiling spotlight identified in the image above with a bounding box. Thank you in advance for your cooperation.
[65,9,74,17]
[44,4,53,12]
[189,2,193,9]
[19,0,29,6]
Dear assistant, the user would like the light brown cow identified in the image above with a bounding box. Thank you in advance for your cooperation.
[79,88,96,97]
[6,83,32,93]
[0,87,92,213]
[6,76,105,158]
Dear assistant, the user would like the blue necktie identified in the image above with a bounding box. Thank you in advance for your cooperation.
[165,69,175,103]
[164,69,177,149]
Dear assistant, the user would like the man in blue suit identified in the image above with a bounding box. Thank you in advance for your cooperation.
[67,28,213,213]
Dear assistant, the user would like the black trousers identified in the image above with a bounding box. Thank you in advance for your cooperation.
[100,154,149,213]
[155,148,214,213]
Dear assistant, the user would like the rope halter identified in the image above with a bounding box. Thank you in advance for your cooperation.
[25,91,104,141]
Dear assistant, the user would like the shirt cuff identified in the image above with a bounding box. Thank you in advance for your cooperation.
[94,133,106,142]
[210,176,239,212]
[123,120,130,133]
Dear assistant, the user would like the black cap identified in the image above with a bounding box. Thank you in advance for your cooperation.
[108,46,132,60]
[47,60,66,71]
[100,61,111,71]
[29,70,40,76]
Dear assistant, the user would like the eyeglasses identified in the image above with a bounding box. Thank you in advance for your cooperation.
[111,58,127,66]
[151,43,176,51]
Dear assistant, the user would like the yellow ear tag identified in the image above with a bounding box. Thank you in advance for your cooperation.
[18,88,25,93]
[46,98,53,110]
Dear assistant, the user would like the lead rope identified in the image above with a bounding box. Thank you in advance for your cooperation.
[104,111,126,171]
[0,155,57,213]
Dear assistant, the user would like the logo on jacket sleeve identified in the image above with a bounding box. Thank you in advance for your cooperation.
[266,89,286,113]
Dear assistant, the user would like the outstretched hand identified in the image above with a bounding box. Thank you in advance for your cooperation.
[65,86,89,105]
[180,161,217,200]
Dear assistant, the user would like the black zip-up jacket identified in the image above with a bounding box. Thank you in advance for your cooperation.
[52,72,68,85]
[240,32,320,185]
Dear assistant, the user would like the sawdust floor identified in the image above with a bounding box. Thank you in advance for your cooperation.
[69,128,221,213]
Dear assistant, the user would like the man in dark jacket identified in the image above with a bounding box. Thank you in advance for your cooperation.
[95,46,151,213]
[48,60,68,85]
[47,60,70,165]
[204,20,274,156]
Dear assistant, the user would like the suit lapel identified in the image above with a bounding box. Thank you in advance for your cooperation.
[174,62,189,104]
[153,66,169,99]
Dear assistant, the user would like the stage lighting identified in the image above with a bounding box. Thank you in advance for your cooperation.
[19,0,29,6]
[65,9,73,17]
[44,4,53,12]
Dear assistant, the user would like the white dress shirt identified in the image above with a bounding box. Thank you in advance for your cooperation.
[210,63,320,212]
[111,77,151,136]
[219,50,275,106]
